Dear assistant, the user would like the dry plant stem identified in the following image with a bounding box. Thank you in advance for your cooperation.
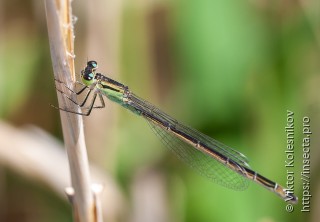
[45,0,102,221]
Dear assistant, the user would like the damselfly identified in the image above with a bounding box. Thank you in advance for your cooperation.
[54,61,298,204]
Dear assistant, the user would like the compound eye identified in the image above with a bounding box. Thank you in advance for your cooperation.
[84,71,94,81]
[81,70,95,86]
[87,60,98,69]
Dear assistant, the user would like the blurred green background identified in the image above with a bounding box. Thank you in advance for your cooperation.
[0,0,319,222]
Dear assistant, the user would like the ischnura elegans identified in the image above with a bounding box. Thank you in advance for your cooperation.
[53,60,298,204]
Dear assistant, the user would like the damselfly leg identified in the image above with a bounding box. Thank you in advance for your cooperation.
[52,79,106,116]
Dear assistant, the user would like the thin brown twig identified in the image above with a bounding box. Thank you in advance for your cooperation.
[45,0,102,221]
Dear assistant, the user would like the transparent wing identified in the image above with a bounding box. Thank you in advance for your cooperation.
[128,93,251,190]
[130,93,250,168]
[147,119,249,190]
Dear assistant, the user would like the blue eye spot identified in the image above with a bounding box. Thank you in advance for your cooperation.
[87,60,98,69]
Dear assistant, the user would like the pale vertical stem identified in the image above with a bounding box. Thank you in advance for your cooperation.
[45,0,101,221]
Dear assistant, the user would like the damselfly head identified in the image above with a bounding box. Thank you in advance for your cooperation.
[87,60,98,70]
[81,68,95,86]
